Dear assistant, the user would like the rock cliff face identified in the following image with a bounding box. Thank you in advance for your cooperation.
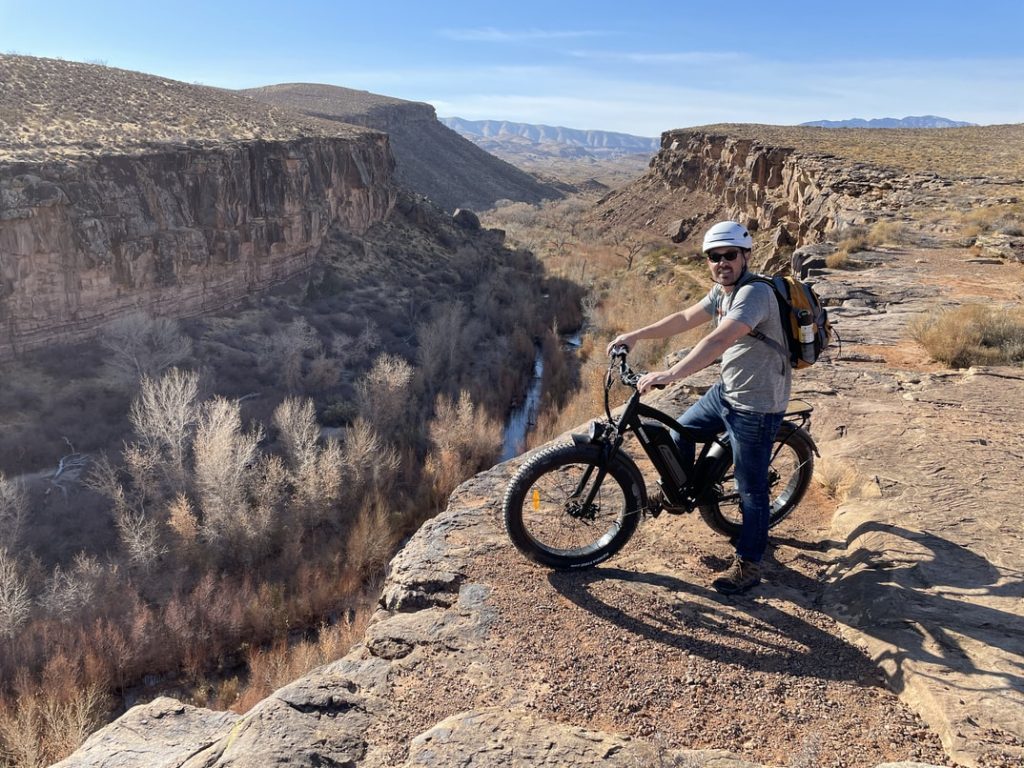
[652,129,901,244]
[0,135,395,357]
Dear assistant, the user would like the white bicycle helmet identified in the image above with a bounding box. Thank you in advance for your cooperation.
[702,220,753,252]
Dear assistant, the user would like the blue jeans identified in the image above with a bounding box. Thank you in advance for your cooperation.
[672,383,784,563]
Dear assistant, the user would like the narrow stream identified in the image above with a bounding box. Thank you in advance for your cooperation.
[499,347,544,462]
[500,333,581,462]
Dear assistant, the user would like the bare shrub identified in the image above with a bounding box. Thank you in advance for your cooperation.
[867,219,908,246]
[0,472,28,550]
[415,304,467,394]
[232,611,368,713]
[340,418,401,500]
[345,494,398,578]
[193,398,266,555]
[909,304,1024,367]
[356,353,414,443]
[814,456,858,501]
[0,548,31,639]
[40,553,106,621]
[130,368,200,490]
[100,311,192,385]
[0,665,110,767]
[423,391,502,505]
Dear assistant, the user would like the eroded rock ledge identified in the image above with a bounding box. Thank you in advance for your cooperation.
[653,130,938,246]
[0,134,395,357]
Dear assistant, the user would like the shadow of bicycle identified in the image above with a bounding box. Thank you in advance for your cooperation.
[805,521,1024,698]
[547,564,884,685]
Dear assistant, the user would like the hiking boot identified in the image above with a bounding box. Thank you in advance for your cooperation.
[712,556,762,595]
[651,488,687,515]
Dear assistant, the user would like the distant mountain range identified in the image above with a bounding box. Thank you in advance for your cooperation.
[439,118,660,157]
[800,115,976,129]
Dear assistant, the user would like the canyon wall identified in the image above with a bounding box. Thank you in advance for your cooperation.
[0,134,395,357]
[652,129,922,247]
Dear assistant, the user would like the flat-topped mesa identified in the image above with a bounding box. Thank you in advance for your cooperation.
[653,123,1024,255]
[0,56,396,358]
[243,83,563,212]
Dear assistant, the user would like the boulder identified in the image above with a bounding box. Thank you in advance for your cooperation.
[975,233,1024,262]
[452,208,481,230]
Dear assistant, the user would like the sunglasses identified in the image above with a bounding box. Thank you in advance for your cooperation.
[706,250,743,263]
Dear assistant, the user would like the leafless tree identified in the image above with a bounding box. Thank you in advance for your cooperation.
[263,319,320,393]
[193,397,265,551]
[130,368,199,490]
[0,472,28,550]
[340,418,400,498]
[415,304,466,395]
[0,548,31,638]
[100,311,192,385]
[357,353,414,442]
[617,238,647,271]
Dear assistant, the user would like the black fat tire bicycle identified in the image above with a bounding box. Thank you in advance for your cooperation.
[503,347,818,570]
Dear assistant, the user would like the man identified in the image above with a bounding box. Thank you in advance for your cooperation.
[606,220,791,595]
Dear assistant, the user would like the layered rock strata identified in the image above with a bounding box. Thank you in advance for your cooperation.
[0,135,395,357]
[652,130,905,245]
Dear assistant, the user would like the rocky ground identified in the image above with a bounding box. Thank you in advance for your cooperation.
[59,236,1024,767]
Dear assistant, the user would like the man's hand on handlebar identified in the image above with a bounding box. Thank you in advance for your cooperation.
[606,333,637,357]
[637,370,675,394]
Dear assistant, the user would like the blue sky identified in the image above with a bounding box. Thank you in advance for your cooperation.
[2,0,1022,136]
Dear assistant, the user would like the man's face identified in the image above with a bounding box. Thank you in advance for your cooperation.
[706,248,747,286]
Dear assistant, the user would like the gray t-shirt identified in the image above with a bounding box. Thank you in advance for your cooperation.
[699,272,792,413]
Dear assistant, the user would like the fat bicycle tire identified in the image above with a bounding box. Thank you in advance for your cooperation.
[503,442,646,570]
[698,423,815,538]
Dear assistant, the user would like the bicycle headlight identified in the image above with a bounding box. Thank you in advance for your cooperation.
[588,420,608,443]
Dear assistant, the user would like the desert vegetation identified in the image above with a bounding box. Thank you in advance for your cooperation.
[0,202,582,766]
[909,304,1024,368]
[825,221,911,269]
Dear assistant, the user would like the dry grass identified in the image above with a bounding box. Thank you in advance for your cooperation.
[909,304,1024,368]
[826,221,911,269]
[683,123,1024,179]
[958,202,1024,239]
[813,457,859,502]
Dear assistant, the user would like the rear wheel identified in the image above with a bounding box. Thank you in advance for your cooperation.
[698,424,815,538]
[503,443,645,570]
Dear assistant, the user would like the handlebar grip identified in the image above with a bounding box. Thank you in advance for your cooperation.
[610,344,630,356]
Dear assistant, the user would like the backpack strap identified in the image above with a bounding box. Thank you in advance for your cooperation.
[741,276,792,363]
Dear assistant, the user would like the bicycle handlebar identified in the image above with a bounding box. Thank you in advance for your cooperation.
[607,346,641,389]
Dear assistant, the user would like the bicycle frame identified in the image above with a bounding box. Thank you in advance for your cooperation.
[573,349,814,515]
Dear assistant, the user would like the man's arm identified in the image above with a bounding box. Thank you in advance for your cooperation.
[606,301,708,355]
[636,316,751,393]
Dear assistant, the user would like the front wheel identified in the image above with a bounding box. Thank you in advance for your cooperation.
[503,442,646,570]
[698,424,815,538]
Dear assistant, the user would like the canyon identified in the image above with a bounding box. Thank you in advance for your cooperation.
[2,53,1023,768]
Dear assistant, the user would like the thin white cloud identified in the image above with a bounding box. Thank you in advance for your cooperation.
[567,49,747,65]
[439,27,606,43]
